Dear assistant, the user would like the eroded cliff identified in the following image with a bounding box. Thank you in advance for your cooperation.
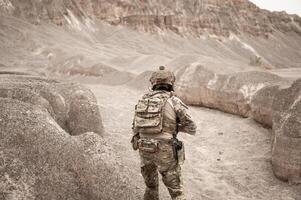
[1,0,301,38]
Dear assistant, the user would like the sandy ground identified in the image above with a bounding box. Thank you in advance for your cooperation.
[87,83,301,200]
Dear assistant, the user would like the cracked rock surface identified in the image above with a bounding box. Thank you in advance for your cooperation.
[272,79,301,183]
[0,74,140,200]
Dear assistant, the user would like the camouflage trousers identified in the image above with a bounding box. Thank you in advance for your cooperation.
[139,140,185,200]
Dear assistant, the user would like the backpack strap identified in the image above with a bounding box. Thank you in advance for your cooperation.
[161,92,179,134]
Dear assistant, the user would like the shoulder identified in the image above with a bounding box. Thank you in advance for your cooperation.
[142,91,154,99]
[143,91,172,99]
[169,96,188,109]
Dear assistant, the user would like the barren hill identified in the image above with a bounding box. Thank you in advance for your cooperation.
[1,0,301,73]
[3,0,301,37]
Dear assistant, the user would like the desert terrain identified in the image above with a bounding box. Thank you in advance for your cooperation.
[0,0,301,199]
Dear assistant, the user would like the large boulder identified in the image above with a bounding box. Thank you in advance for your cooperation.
[272,79,301,183]
[175,63,283,119]
[0,74,141,199]
[250,84,281,127]
[57,82,104,135]
[0,98,140,199]
[0,74,103,135]
[249,79,293,127]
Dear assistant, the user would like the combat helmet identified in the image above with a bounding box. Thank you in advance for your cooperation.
[150,66,176,89]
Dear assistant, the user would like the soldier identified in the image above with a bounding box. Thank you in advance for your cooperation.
[131,66,197,200]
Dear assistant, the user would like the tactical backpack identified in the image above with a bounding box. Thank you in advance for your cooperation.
[133,92,171,135]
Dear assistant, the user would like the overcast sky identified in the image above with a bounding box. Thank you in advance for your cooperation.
[249,0,301,16]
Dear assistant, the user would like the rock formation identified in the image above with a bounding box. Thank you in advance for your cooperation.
[50,62,135,85]
[175,63,284,119]
[0,74,103,135]
[272,79,301,183]
[2,0,301,37]
[1,0,301,73]
[250,84,281,127]
[0,74,140,199]
[175,63,301,182]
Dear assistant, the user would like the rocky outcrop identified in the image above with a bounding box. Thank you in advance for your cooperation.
[50,61,135,85]
[0,74,140,199]
[0,74,103,135]
[175,63,283,119]
[0,99,139,199]
[272,79,301,183]
[175,64,301,182]
[250,85,281,127]
[2,0,301,37]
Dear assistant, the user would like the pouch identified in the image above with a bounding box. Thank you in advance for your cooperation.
[131,135,140,151]
[138,139,159,153]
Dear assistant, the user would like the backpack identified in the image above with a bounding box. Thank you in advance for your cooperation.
[133,91,171,135]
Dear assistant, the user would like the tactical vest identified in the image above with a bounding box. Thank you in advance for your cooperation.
[133,91,177,135]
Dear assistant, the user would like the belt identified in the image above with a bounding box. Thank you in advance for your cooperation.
[140,137,173,145]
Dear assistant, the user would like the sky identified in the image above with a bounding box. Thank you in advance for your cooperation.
[249,0,301,16]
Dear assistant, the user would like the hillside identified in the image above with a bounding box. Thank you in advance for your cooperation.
[0,0,301,75]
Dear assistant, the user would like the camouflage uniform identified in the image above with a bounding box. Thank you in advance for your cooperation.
[132,66,196,200]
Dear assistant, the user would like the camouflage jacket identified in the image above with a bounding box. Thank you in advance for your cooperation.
[133,90,197,139]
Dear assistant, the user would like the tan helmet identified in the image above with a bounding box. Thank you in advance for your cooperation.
[150,66,175,87]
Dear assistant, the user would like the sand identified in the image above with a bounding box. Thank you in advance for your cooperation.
[87,83,301,200]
